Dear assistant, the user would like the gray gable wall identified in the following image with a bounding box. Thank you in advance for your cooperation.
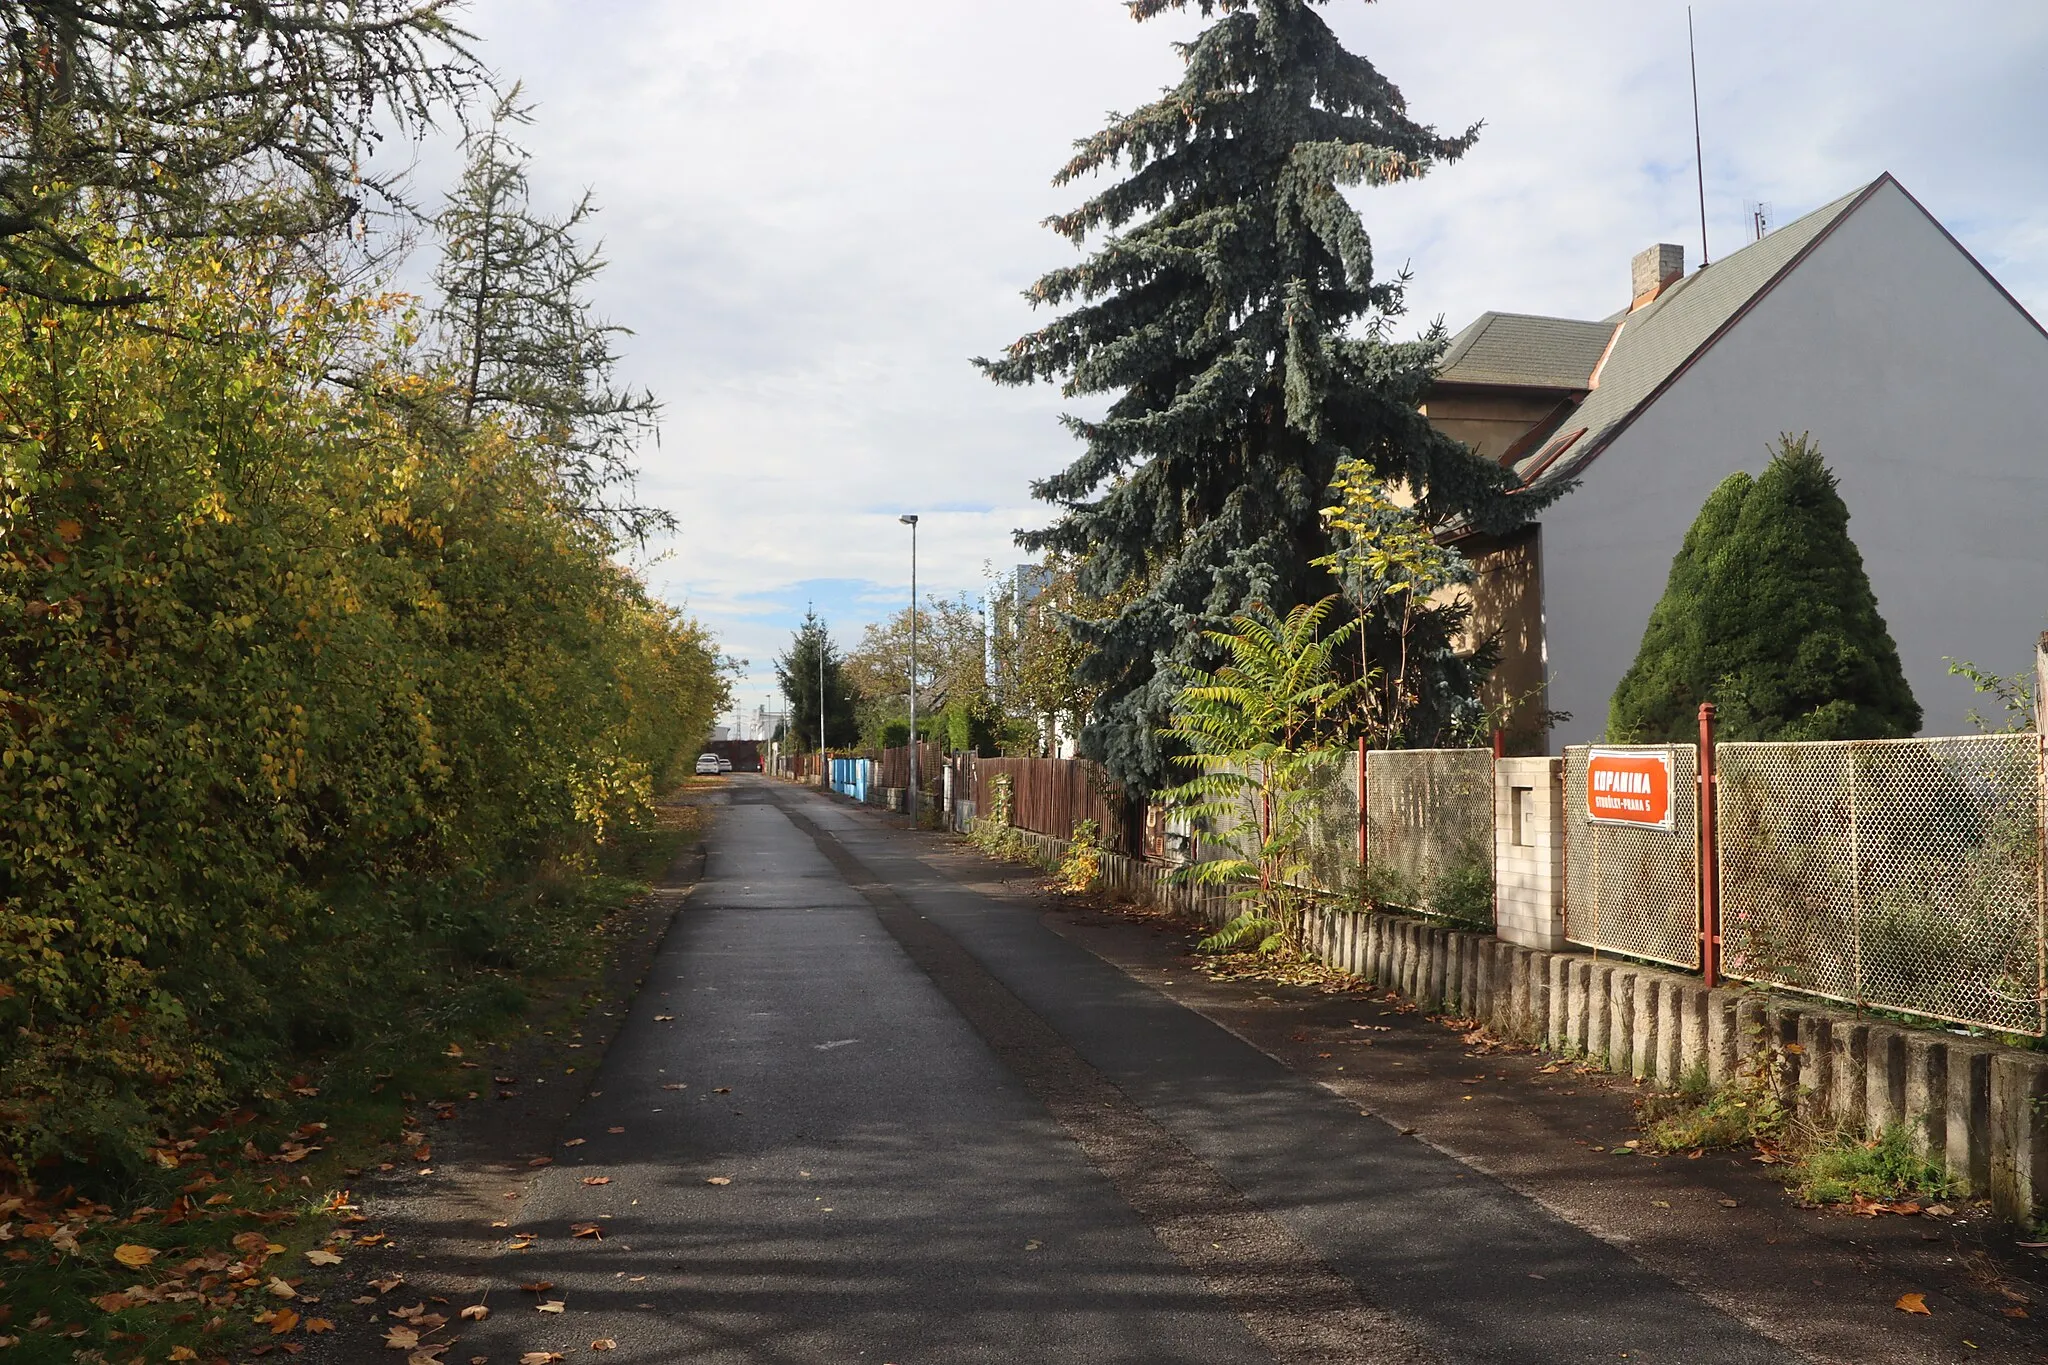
[1537,178,2048,747]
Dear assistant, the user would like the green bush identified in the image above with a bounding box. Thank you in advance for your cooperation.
[1788,1125,1958,1206]
[1610,434,1919,742]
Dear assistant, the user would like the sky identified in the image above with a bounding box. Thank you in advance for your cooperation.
[405,0,2048,735]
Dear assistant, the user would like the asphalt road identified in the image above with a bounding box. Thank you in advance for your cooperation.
[456,777,1798,1364]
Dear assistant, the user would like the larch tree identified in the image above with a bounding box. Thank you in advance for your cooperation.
[430,91,665,542]
[979,0,1532,793]
[0,0,479,304]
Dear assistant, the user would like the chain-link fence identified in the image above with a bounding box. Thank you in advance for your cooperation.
[1298,750,1363,898]
[1364,748,1495,924]
[1717,735,2046,1035]
[1563,744,1701,969]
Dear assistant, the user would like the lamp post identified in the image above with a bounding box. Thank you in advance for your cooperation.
[900,513,919,821]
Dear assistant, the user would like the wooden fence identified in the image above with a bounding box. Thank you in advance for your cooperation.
[961,755,1141,854]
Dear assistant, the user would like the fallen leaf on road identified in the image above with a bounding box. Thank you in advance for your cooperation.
[571,1223,603,1239]
[607,1126,624,1134]
[591,1341,617,1352]
[461,1304,489,1321]
[370,1276,405,1294]
[385,1325,421,1349]
[1651,1200,1670,1209]
[581,1177,611,1186]
[528,1157,553,1167]
[112,1244,158,1268]
[266,1276,299,1299]
[414,1147,433,1162]
[653,1015,675,1021]
[1925,1203,1955,1217]
[520,1281,554,1294]
[305,1248,343,1265]
[304,1318,335,1333]
[661,1084,686,1091]
[563,1138,585,1147]
[2002,1307,2030,1319]
[269,1309,300,1335]
[1024,1240,1041,1251]
[519,1354,564,1364]
[538,1299,566,1313]
[712,1087,731,1094]
[354,1295,378,1305]
[705,1177,731,1186]
[1718,1199,1740,1208]
[1895,1293,1932,1315]
[91,1292,137,1312]
[408,1347,450,1365]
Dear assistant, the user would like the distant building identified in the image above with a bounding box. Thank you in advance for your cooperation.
[1425,173,2048,750]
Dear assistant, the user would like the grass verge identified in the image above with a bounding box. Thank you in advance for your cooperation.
[0,799,704,1364]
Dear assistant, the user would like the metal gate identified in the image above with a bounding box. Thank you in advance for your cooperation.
[1563,744,1701,969]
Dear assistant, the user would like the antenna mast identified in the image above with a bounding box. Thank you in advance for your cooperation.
[1689,6,1709,267]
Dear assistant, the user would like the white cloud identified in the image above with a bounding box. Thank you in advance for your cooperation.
[434,0,2048,730]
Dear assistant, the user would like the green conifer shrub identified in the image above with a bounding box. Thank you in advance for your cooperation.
[1608,434,1920,742]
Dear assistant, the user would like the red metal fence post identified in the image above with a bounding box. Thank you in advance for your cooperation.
[1698,702,1720,987]
[1492,727,1505,760]
[1357,735,1368,872]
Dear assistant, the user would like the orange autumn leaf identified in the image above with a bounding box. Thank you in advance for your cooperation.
[304,1317,336,1333]
[1895,1293,1932,1315]
[112,1243,158,1268]
[270,1308,299,1335]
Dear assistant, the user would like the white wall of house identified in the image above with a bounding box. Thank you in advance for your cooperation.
[1540,180,2048,748]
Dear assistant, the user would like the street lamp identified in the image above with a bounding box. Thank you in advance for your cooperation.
[900,513,919,821]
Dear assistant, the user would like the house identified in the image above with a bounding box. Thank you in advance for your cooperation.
[1425,173,2048,751]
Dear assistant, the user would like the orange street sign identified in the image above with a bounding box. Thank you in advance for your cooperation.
[1585,748,1676,830]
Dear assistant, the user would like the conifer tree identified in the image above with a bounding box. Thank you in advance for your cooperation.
[775,610,860,751]
[979,0,1530,792]
[431,91,665,542]
[1609,434,1921,742]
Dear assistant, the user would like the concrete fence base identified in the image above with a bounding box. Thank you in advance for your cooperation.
[985,826,2048,1226]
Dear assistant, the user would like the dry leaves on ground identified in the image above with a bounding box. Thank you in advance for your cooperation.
[581,1176,611,1186]
[571,1222,603,1239]
[705,1176,732,1186]
[591,1341,618,1352]
[1895,1293,1932,1315]
[112,1243,158,1267]
[537,1299,567,1313]
[519,1354,565,1364]
[460,1304,490,1321]
[305,1247,343,1265]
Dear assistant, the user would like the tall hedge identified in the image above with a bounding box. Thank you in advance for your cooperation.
[0,232,726,1169]
[1608,434,1920,742]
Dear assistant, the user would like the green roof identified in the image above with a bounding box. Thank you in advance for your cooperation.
[1434,311,1616,391]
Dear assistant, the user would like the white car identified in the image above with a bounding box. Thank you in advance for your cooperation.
[694,752,723,776]
[718,755,733,773]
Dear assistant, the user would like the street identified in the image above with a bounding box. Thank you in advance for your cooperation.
[447,778,1801,1364]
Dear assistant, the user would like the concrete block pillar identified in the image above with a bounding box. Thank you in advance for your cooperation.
[1865,1026,1908,1134]
[1903,1035,1949,1163]
[1607,970,1636,1074]
[1990,1054,2048,1224]
[1586,963,1615,1065]
[1494,756,1565,950]
[1703,988,1740,1086]
[1948,1043,1994,1196]
[1631,975,1660,1080]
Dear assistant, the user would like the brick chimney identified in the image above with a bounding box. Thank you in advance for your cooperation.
[1630,243,1685,310]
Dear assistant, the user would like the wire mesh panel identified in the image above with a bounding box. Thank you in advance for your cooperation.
[1298,751,1363,898]
[1718,735,2045,1035]
[1364,749,1495,922]
[1563,744,1700,969]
